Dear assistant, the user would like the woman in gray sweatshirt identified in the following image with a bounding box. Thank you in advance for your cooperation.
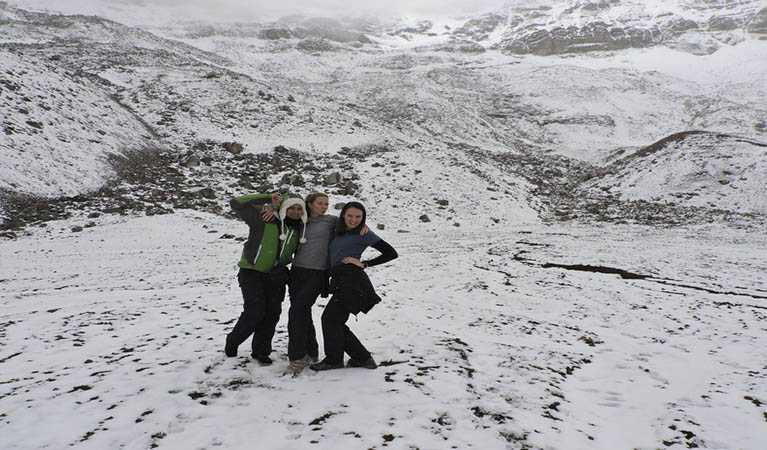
[283,192,337,375]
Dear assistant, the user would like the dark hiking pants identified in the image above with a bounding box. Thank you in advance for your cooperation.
[287,267,324,361]
[320,296,371,365]
[227,268,286,357]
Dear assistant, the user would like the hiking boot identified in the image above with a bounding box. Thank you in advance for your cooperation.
[252,353,273,366]
[282,355,313,376]
[224,337,237,357]
[346,356,377,369]
[309,360,344,371]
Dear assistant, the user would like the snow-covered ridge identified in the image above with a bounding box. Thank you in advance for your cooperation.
[0,48,155,196]
[586,131,767,215]
[1,0,766,230]
[9,0,767,54]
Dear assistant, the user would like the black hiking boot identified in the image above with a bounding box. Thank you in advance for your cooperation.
[224,337,237,357]
[346,356,377,369]
[310,360,344,371]
[252,353,273,366]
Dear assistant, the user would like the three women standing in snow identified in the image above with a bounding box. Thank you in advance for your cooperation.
[225,191,397,375]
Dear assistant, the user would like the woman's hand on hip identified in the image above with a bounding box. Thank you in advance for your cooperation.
[342,257,364,268]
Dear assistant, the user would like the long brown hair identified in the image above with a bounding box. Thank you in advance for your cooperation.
[336,201,366,236]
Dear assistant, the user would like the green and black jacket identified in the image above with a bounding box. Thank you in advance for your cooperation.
[230,193,303,272]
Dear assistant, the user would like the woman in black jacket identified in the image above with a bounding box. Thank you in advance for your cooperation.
[310,202,397,371]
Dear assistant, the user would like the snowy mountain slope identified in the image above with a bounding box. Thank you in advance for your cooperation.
[0,48,155,196]
[2,1,766,230]
[11,0,767,54]
[0,2,248,197]
[177,31,767,163]
[0,4,229,65]
[1,212,766,449]
[584,131,767,215]
[483,0,766,56]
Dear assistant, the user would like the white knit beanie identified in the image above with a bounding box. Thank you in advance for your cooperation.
[278,197,308,243]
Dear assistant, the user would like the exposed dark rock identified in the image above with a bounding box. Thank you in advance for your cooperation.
[394,20,433,36]
[281,174,304,186]
[707,16,741,31]
[493,11,735,56]
[324,172,342,185]
[258,28,292,40]
[296,38,338,52]
[191,187,216,199]
[453,13,509,41]
[498,22,660,55]
[341,181,358,195]
[664,18,699,34]
[426,41,486,53]
[181,154,201,168]
[222,142,243,154]
[748,7,767,34]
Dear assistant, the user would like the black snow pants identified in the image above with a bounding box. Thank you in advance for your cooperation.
[320,265,381,365]
[320,296,371,365]
[286,267,325,361]
[226,268,287,358]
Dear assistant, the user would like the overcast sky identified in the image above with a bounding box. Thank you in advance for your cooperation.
[124,0,518,19]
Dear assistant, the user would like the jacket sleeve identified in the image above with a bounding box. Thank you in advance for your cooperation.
[230,193,277,224]
[364,239,398,267]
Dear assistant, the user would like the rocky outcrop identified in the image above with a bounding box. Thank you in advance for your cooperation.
[748,7,767,35]
[420,41,486,53]
[452,13,512,41]
[496,22,659,55]
[0,142,372,232]
[707,15,742,31]
[486,1,764,56]
[389,20,436,40]
[296,37,337,52]
[259,28,293,40]
[279,17,374,44]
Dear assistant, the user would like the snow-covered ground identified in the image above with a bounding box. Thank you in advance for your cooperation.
[2,210,766,449]
[2,1,767,448]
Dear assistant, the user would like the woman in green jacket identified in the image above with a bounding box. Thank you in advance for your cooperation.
[224,193,306,365]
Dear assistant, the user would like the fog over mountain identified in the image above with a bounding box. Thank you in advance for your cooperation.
[1,0,766,449]
[10,0,514,22]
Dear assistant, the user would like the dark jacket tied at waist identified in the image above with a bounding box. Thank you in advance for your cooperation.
[329,264,382,315]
